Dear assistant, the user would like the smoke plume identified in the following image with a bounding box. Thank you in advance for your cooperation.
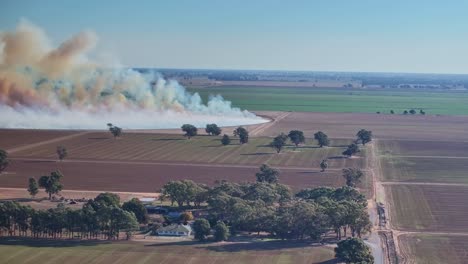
[0,20,266,129]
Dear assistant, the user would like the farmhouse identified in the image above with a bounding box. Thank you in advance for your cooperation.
[156,224,192,237]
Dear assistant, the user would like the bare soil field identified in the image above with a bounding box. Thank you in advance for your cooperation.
[10,132,362,168]
[1,159,346,192]
[378,140,468,157]
[0,129,78,150]
[380,156,468,183]
[398,234,468,264]
[0,238,336,264]
[385,184,468,232]
[256,111,468,141]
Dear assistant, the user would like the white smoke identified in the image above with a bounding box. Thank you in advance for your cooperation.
[0,20,267,129]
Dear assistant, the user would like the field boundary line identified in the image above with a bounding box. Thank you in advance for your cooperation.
[250,111,291,136]
[0,187,158,197]
[7,131,91,154]
[381,181,468,187]
[389,155,468,159]
[9,157,357,171]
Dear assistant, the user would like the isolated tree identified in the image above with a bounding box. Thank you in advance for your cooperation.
[181,124,198,139]
[38,171,64,200]
[27,177,39,198]
[270,133,288,153]
[221,134,231,145]
[320,159,328,172]
[420,109,426,115]
[314,131,330,147]
[343,143,360,157]
[234,127,249,144]
[193,218,211,241]
[403,110,408,115]
[342,168,364,187]
[256,164,280,184]
[205,124,222,136]
[107,124,122,138]
[390,110,395,114]
[214,221,229,241]
[122,198,148,224]
[335,237,374,264]
[0,149,9,173]
[409,109,417,115]
[288,130,305,147]
[56,146,67,161]
[356,129,372,145]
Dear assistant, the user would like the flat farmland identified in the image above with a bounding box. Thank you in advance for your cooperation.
[381,156,468,183]
[398,234,468,264]
[378,140,468,157]
[11,132,363,168]
[385,184,468,232]
[255,111,468,141]
[189,86,468,115]
[0,239,335,264]
[1,159,346,192]
[0,129,78,150]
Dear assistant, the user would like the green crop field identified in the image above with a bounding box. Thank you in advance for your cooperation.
[0,239,335,264]
[12,132,363,168]
[381,156,468,183]
[188,86,468,115]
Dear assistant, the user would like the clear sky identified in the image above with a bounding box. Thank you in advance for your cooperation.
[2,0,468,74]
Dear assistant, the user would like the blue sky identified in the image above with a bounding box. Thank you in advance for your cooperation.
[2,0,468,73]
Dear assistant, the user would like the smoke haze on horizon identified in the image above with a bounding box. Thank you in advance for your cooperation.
[0,20,266,129]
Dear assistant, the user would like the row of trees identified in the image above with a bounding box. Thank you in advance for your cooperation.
[0,193,147,240]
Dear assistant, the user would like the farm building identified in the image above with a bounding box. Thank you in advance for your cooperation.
[156,224,192,237]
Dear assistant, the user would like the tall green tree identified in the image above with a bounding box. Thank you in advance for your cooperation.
[314,131,330,147]
[214,221,229,241]
[255,164,280,184]
[335,237,374,264]
[193,218,211,241]
[221,134,231,145]
[107,123,122,138]
[342,168,364,187]
[288,130,305,147]
[320,159,328,172]
[356,129,372,145]
[205,124,222,136]
[270,133,288,153]
[56,146,67,161]
[233,127,249,144]
[181,124,198,139]
[38,171,64,200]
[27,177,39,198]
[122,198,148,224]
[0,149,9,174]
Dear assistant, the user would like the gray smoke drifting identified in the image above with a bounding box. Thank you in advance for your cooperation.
[0,20,267,129]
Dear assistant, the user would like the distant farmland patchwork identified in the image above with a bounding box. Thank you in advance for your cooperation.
[189,86,468,115]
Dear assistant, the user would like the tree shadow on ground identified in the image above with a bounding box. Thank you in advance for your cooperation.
[240,153,273,156]
[0,237,112,247]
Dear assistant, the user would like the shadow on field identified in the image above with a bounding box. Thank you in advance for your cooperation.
[151,138,185,141]
[240,153,273,156]
[0,237,112,247]
[201,240,326,252]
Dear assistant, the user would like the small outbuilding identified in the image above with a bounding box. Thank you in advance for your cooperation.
[156,224,192,237]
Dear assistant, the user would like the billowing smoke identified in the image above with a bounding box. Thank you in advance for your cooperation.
[0,20,267,129]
